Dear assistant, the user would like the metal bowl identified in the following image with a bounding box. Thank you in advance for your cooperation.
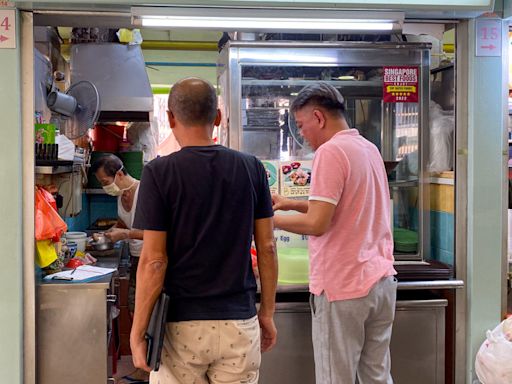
[90,241,114,251]
[89,232,114,251]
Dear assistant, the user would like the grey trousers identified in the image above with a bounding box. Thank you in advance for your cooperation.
[310,276,397,384]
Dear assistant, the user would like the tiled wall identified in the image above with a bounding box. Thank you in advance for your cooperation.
[64,193,117,232]
[429,182,455,266]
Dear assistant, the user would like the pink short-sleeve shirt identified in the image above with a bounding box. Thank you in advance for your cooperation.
[308,129,396,301]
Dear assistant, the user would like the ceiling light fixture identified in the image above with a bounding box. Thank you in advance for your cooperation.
[132,7,404,33]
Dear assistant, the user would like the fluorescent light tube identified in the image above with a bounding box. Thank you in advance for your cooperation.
[132,7,403,33]
[140,17,395,31]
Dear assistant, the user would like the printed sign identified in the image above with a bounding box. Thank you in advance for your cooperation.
[262,160,279,195]
[476,18,502,57]
[274,228,308,248]
[383,67,419,103]
[0,9,15,49]
[280,160,312,197]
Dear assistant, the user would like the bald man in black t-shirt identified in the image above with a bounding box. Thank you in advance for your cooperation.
[130,78,278,384]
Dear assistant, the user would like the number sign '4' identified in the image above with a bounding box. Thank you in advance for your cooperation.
[0,9,15,49]
[475,18,501,57]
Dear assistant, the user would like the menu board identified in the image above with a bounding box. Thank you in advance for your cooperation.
[261,160,279,195]
[279,160,312,197]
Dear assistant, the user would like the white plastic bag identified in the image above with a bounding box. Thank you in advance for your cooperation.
[475,318,512,384]
[125,119,158,162]
[429,102,454,173]
[55,134,75,161]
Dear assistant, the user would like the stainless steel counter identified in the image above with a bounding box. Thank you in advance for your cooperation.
[264,280,462,384]
[275,279,464,293]
[37,250,122,384]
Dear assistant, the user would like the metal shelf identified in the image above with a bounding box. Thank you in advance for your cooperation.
[35,165,77,175]
[244,107,282,110]
[389,179,419,188]
[241,79,382,87]
[85,189,107,195]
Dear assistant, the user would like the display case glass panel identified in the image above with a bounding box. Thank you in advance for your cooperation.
[218,42,430,263]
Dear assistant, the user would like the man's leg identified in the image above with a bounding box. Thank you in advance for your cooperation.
[150,321,216,384]
[311,293,370,384]
[207,316,261,384]
[356,276,397,384]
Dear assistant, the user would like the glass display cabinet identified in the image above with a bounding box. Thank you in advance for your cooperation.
[218,41,431,265]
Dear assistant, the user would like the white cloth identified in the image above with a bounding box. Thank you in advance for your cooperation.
[118,183,143,257]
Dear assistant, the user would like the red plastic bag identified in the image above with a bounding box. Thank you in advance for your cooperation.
[38,187,57,211]
[35,187,67,241]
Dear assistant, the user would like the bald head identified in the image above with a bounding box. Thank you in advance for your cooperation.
[168,78,218,126]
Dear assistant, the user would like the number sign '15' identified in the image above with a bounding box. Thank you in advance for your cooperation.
[476,18,502,57]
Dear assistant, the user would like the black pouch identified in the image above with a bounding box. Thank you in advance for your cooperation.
[145,293,170,372]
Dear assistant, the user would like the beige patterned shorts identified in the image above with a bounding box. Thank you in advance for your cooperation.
[150,316,261,384]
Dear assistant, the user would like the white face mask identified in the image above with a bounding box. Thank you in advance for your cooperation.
[102,167,134,197]
[102,180,123,196]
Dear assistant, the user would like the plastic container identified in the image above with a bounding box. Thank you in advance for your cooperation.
[91,125,125,152]
[64,232,88,252]
[119,151,143,179]
[277,247,309,284]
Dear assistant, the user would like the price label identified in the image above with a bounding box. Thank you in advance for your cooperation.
[0,9,15,49]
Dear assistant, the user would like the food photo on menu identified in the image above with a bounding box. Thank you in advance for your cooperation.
[280,160,312,197]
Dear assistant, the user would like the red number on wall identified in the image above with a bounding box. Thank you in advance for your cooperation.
[0,17,10,31]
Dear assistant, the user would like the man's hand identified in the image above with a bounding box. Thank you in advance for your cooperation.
[258,313,277,353]
[271,193,289,211]
[130,335,152,373]
[105,228,129,242]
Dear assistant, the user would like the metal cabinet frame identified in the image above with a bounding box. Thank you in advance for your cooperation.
[218,41,431,261]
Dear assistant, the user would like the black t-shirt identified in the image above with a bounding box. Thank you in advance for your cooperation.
[134,145,273,321]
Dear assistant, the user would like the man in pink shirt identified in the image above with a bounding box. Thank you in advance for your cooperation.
[273,82,397,384]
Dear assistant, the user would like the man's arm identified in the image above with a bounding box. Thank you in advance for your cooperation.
[114,218,128,229]
[272,193,308,213]
[273,200,336,236]
[130,230,168,372]
[254,217,278,353]
[105,228,144,242]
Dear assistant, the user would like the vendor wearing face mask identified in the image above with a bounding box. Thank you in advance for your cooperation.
[91,154,143,315]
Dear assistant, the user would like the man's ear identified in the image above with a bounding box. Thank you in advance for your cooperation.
[214,109,222,127]
[313,109,326,129]
[167,110,176,129]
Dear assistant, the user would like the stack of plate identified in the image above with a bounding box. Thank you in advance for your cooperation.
[393,227,418,253]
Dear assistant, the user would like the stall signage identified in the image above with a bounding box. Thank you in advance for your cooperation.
[383,66,418,103]
[262,160,279,195]
[475,18,501,57]
[0,9,15,49]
